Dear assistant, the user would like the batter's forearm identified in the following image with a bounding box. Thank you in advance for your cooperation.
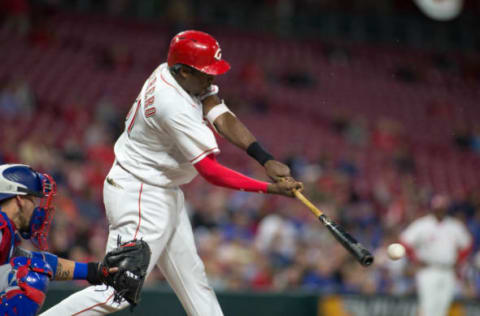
[203,95,274,164]
[214,113,256,150]
[214,113,276,166]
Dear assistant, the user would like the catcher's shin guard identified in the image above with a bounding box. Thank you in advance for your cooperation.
[0,256,53,316]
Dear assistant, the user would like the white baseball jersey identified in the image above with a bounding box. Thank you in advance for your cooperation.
[400,214,471,266]
[114,63,220,187]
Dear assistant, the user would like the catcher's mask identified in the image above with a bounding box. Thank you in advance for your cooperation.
[0,164,57,250]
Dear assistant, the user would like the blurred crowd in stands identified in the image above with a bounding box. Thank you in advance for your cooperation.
[1,0,480,300]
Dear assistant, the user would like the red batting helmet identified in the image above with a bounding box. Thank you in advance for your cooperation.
[167,30,230,76]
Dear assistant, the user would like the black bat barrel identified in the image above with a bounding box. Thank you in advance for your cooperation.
[319,215,374,267]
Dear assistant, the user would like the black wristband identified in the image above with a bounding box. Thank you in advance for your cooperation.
[86,262,101,285]
[247,141,274,166]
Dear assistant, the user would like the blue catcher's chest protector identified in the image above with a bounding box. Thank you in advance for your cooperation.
[0,256,53,316]
[0,208,54,316]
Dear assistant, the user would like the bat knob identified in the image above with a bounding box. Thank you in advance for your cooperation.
[361,253,374,266]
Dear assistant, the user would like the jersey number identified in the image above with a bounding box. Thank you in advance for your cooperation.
[125,99,141,135]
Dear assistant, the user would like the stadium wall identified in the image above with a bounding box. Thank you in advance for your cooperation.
[41,286,480,316]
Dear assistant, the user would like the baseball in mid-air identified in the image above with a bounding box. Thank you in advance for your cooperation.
[387,243,406,260]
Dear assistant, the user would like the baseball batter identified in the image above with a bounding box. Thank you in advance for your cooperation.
[400,194,472,316]
[40,30,302,315]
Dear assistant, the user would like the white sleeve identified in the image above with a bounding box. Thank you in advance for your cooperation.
[162,112,220,164]
[204,101,236,129]
[400,221,422,247]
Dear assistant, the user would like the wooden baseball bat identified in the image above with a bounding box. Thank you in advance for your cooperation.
[294,190,374,267]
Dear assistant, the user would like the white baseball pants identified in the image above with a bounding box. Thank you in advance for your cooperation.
[40,163,223,316]
[416,267,455,316]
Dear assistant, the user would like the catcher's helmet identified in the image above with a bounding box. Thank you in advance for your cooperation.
[0,164,57,250]
[167,30,230,75]
[0,164,46,201]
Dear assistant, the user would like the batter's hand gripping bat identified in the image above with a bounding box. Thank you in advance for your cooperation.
[294,190,374,267]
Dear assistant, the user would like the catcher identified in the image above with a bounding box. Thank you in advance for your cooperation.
[0,164,151,316]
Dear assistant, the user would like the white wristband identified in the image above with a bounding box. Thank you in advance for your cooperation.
[205,101,235,127]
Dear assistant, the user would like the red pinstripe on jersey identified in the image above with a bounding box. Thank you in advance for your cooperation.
[133,183,143,240]
[72,293,115,315]
[160,72,197,108]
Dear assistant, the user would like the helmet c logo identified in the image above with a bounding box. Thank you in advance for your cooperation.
[214,48,222,61]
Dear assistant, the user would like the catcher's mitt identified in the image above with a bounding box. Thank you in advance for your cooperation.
[99,237,151,306]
